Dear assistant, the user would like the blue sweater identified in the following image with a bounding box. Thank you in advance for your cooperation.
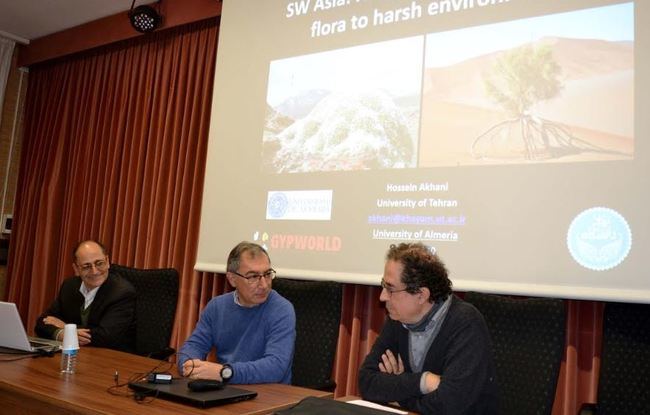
[178,290,296,384]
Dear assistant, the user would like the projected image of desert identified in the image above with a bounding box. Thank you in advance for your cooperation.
[419,3,634,167]
[262,37,423,174]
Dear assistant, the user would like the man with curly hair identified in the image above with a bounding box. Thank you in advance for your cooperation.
[359,242,498,414]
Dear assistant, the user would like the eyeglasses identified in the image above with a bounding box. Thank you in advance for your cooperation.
[231,269,276,285]
[77,259,108,273]
[380,279,410,296]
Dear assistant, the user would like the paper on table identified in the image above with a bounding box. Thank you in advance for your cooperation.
[346,399,409,414]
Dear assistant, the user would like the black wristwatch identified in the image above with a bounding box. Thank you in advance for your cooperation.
[220,364,233,382]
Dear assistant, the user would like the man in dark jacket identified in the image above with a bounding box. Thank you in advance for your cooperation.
[359,243,499,414]
[35,240,136,352]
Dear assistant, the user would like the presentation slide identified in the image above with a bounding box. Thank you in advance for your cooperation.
[197,0,649,302]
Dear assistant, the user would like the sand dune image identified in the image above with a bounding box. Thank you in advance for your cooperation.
[420,36,634,167]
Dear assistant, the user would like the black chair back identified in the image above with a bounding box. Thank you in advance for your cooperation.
[596,301,650,414]
[272,278,342,391]
[465,292,566,415]
[111,264,179,359]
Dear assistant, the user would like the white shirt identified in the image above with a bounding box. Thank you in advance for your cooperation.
[79,283,100,309]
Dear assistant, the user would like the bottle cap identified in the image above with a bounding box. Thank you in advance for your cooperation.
[62,323,80,350]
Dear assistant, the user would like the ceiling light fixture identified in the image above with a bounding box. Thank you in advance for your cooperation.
[129,1,162,33]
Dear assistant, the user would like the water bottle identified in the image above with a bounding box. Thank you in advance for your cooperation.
[60,323,80,374]
[61,348,78,374]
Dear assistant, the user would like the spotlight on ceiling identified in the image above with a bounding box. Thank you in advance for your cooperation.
[129,1,162,33]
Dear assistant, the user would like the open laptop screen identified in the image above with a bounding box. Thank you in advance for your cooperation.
[0,301,61,353]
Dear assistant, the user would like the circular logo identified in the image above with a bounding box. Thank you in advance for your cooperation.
[267,192,289,219]
[567,207,632,271]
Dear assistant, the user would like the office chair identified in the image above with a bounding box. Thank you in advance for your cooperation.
[464,292,566,415]
[111,264,179,360]
[272,277,343,391]
[579,301,650,415]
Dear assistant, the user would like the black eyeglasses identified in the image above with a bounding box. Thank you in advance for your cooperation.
[380,279,409,296]
[231,269,276,285]
[77,258,108,273]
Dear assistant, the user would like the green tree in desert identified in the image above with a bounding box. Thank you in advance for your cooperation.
[485,44,562,117]
[474,43,570,160]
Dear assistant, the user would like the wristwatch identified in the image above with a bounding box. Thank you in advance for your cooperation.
[220,364,233,382]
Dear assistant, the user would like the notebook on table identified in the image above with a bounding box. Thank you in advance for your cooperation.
[128,378,257,408]
[0,301,62,353]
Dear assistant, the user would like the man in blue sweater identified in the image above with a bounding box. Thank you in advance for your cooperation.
[178,242,296,384]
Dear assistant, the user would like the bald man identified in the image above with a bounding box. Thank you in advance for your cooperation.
[35,240,136,352]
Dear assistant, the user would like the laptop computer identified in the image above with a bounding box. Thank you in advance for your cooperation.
[0,301,61,353]
[128,378,257,408]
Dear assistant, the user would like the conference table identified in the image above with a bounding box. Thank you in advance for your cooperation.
[0,347,332,414]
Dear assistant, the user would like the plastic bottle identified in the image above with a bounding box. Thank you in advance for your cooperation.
[60,323,80,374]
[60,348,78,374]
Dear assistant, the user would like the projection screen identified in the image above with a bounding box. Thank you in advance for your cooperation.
[196,0,649,303]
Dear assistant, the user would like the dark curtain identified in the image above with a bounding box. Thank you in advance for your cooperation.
[6,18,219,350]
[6,17,602,414]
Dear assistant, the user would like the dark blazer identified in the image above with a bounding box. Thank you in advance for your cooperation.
[35,270,136,352]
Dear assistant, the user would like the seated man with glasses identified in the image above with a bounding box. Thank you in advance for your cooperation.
[178,241,296,384]
[35,239,136,352]
[359,243,498,414]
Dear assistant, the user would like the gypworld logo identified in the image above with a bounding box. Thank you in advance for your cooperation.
[252,231,270,251]
[254,230,342,252]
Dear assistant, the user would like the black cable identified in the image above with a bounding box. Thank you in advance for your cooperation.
[106,351,178,404]
[176,351,198,379]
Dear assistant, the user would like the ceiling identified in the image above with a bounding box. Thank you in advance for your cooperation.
[0,0,156,44]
